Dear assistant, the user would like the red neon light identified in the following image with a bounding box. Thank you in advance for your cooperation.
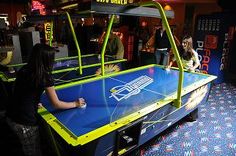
[32,1,46,15]
[32,1,45,10]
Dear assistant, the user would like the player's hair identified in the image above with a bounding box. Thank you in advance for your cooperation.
[180,35,194,61]
[27,43,55,87]
[182,35,193,49]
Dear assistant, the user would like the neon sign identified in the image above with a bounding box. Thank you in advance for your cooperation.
[44,22,53,41]
[32,1,46,15]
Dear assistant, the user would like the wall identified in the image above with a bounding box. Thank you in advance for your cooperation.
[138,3,185,42]
[193,3,222,29]
[170,3,186,40]
[164,2,221,40]
[139,0,222,40]
[0,3,28,26]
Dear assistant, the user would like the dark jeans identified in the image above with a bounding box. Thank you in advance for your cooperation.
[6,117,42,156]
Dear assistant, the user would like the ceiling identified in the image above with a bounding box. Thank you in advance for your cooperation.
[2,0,233,11]
[0,0,219,5]
[154,0,218,3]
[0,0,30,3]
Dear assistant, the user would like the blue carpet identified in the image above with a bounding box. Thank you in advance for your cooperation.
[138,82,236,156]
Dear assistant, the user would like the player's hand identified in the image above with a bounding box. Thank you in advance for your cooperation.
[8,67,15,73]
[188,67,195,72]
[75,98,86,108]
[165,65,171,71]
[38,103,43,109]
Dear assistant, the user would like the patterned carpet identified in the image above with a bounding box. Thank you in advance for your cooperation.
[136,82,236,156]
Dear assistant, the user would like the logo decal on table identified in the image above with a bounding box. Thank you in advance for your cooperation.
[96,64,121,75]
[110,75,153,101]
[185,84,208,110]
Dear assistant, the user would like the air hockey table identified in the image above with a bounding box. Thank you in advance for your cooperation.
[39,65,216,156]
[0,54,126,85]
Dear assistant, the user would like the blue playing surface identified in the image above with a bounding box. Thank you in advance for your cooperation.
[2,55,116,79]
[53,55,114,70]
[40,66,209,137]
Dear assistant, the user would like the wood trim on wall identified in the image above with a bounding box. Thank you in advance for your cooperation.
[0,3,27,26]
